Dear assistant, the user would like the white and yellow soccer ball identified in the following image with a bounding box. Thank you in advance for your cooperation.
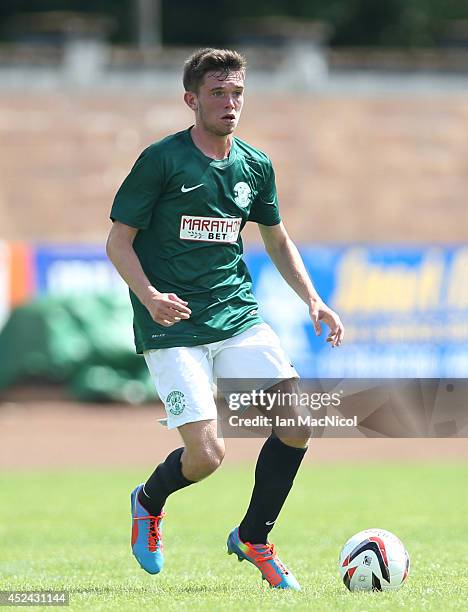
[339,528,410,591]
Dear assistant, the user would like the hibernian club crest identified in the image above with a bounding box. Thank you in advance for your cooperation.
[167,390,186,415]
[233,182,252,208]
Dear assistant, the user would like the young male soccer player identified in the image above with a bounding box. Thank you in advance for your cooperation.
[107,48,344,590]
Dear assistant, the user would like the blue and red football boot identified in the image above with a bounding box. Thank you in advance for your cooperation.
[130,484,164,574]
[227,527,301,590]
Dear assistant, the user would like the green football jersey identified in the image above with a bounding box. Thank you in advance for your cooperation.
[110,127,281,353]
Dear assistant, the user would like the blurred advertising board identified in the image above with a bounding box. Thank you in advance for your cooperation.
[0,242,35,328]
[34,245,126,296]
[246,245,468,378]
[0,241,8,327]
[2,243,468,377]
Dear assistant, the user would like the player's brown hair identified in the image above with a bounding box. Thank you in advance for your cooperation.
[183,48,246,93]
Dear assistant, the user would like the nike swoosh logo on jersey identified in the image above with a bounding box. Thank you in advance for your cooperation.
[265,520,276,525]
[181,183,204,193]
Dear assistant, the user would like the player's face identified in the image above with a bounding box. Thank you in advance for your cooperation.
[195,71,244,137]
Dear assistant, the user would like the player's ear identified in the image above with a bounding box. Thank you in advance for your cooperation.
[184,91,198,111]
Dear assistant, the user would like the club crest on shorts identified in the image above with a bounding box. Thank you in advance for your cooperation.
[167,390,186,415]
[233,182,252,208]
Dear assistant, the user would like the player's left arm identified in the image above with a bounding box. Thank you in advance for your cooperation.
[259,222,344,347]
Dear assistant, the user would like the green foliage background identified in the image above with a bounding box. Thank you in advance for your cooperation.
[1,0,468,47]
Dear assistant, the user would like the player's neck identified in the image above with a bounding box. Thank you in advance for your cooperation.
[190,125,233,161]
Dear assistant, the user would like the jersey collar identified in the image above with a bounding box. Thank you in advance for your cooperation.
[185,126,237,169]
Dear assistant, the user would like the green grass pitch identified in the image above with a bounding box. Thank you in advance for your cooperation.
[1,463,467,610]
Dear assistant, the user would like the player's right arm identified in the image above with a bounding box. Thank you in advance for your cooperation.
[106,221,191,327]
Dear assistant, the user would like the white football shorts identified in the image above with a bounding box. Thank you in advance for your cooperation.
[144,322,298,429]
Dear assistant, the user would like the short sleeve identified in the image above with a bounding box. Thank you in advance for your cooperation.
[110,146,164,229]
[248,161,281,226]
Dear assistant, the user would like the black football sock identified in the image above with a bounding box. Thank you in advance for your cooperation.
[238,434,307,545]
[138,447,194,515]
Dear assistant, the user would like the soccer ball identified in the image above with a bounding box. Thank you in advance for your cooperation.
[339,528,410,592]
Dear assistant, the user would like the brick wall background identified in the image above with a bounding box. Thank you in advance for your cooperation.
[1,93,467,244]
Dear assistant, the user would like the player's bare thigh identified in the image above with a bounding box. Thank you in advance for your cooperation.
[178,419,225,482]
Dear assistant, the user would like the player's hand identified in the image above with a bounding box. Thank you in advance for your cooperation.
[144,290,191,327]
[309,299,344,347]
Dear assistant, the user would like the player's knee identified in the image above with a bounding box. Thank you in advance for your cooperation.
[275,427,311,449]
[200,445,225,475]
[277,437,309,449]
[273,408,313,445]
[190,451,224,480]
[183,440,225,480]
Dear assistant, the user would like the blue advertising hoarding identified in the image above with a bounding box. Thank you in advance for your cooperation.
[33,244,468,378]
[245,245,468,378]
[34,245,126,297]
